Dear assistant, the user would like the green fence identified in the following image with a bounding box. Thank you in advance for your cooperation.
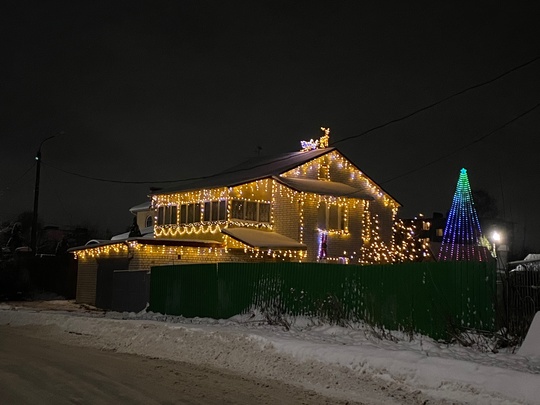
[149,261,497,340]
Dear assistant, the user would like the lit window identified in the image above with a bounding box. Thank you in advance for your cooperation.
[178,203,202,225]
[202,200,227,222]
[157,205,177,225]
[245,201,257,221]
[436,228,443,237]
[318,202,345,231]
[231,200,244,220]
[259,203,270,223]
[231,199,271,223]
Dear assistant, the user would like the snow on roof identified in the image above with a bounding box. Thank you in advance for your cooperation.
[524,253,540,262]
[110,226,154,241]
[129,201,152,213]
[508,253,540,266]
[222,227,307,250]
[154,148,335,195]
[276,177,374,200]
[111,231,130,241]
[68,237,224,252]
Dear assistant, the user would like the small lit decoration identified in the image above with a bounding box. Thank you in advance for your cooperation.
[319,127,330,148]
[438,168,490,262]
[318,232,328,260]
[300,127,331,151]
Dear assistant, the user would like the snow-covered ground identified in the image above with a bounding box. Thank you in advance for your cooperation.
[1,302,539,404]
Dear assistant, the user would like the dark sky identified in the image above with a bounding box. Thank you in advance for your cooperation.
[1,1,539,251]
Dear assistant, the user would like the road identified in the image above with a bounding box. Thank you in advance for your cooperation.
[0,325,358,405]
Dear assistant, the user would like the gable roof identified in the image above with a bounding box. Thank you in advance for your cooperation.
[152,146,399,205]
[154,147,334,195]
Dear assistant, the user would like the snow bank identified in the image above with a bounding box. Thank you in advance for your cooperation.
[0,306,538,404]
[518,311,540,360]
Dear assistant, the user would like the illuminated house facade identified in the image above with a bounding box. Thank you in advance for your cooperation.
[71,131,428,306]
[149,136,405,264]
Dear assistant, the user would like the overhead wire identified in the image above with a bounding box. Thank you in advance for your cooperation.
[42,54,540,186]
[331,55,540,146]
[41,152,304,185]
[380,102,540,185]
[0,162,36,198]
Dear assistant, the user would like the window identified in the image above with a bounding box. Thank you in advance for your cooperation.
[231,200,244,220]
[317,202,345,231]
[180,205,187,224]
[202,200,227,222]
[259,203,270,223]
[157,205,177,225]
[204,202,211,221]
[145,215,153,228]
[245,201,257,221]
[436,228,443,237]
[179,203,202,225]
[230,199,271,223]
[218,200,226,220]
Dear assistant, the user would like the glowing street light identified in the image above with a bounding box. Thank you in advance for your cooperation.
[491,230,502,258]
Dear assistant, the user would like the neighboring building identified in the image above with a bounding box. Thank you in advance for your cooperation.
[70,129,427,306]
[402,212,446,260]
[110,201,154,241]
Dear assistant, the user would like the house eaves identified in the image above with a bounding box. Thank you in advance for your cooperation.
[274,176,374,200]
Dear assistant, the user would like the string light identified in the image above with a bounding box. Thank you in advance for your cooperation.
[438,168,489,262]
[76,136,429,265]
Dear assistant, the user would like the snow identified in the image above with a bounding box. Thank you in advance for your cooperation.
[518,311,540,360]
[276,176,374,200]
[1,303,539,404]
[222,227,307,250]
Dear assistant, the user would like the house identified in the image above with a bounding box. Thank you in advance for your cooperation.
[70,129,425,307]
[149,129,408,264]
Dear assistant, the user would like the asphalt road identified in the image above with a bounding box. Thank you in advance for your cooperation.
[0,325,358,405]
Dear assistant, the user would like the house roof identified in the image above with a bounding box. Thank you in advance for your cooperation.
[151,146,401,206]
[111,225,154,241]
[222,228,307,250]
[68,237,224,252]
[129,201,151,213]
[275,177,374,200]
[154,147,335,195]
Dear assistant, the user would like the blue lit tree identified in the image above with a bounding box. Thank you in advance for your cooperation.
[438,168,490,262]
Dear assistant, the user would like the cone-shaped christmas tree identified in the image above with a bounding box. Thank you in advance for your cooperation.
[438,168,490,262]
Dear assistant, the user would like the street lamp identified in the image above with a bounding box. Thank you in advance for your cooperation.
[31,134,57,254]
[491,230,501,246]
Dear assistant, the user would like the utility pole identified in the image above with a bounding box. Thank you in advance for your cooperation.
[31,135,56,254]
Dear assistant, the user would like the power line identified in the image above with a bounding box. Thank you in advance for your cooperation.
[0,162,36,197]
[40,55,540,186]
[41,161,184,184]
[332,55,540,146]
[380,101,540,185]
[41,152,302,185]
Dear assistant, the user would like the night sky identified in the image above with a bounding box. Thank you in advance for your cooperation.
[2,1,539,252]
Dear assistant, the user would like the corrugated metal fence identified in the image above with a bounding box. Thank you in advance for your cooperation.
[149,261,496,340]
